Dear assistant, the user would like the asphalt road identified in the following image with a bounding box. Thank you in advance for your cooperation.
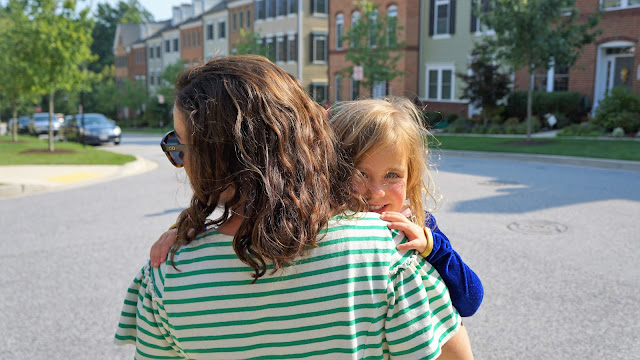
[0,134,638,359]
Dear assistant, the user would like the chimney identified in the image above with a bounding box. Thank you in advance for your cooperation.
[172,6,181,26]
[192,0,203,16]
[181,4,194,20]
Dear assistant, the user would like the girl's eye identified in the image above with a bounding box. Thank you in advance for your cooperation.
[359,171,368,178]
[385,172,400,179]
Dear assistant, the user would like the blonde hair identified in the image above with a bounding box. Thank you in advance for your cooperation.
[330,97,436,226]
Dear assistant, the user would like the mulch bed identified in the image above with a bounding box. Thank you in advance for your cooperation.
[20,149,77,154]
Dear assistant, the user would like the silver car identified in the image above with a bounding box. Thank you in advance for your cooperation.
[29,113,63,136]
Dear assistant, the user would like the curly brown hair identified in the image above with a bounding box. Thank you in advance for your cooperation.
[171,55,357,281]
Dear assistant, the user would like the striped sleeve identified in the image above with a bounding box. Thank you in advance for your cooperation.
[385,254,461,359]
[114,262,187,359]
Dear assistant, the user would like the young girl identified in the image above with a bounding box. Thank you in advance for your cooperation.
[150,97,483,318]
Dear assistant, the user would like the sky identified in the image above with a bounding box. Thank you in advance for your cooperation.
[94,0,187,21]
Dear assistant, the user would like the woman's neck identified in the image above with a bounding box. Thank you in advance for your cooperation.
[216,212,243,235]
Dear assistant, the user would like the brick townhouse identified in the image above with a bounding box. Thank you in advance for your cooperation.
[328,0,420,103]
[513,0,640,113]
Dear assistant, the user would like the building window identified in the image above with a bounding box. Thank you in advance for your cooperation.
[149,47,154,58]
[196,31,200,47]
[334,74,343,101]
[156,45,161,57]
[278,0,286,16]
[601,0,640,9]
[368,9,378,47]
[288,0,297,14]
[310,83,328,103]
[311,32,327,63]
[372,81,386,99]
[165,40,171,52]
[350,78,360,100]
[269,0,276,17]
[430,0,454,36]
[265,36,276,60]
[173,38,179,51]
[287,33,297,61]
[232,13,237,32]
[256,0,265,19]
[276,35,286,62]
[240,11,244,28]
[471,0,491,33]
[207,23,214,40]
[246,9,251,27]
[387,5,398,45]
[426,66,454,100]
[218,21,226,38]
[312,0,328,15]
[335,13,344,50]
[553,65,570,92]
[150,71,155,85]
[350,11,361,48]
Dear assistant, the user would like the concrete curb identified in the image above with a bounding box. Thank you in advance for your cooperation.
[0,156,158,199]
[439,150,640,172]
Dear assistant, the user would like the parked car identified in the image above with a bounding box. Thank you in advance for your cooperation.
[29,113,63,136]
[7,116,31,134]
[63,113,121,145]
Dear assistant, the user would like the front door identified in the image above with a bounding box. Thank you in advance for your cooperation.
[595,45,635,110]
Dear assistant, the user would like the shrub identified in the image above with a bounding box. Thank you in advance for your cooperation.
[503,117,520,127]
[505,91,588,123]
[486,124,502,134]
[552,113,571,129]
[423,111,445,128]
[556,123,605,137]
[594,87,640,131]
[612,127,625,137]
[447,118,473,133]
[611,111,640,134]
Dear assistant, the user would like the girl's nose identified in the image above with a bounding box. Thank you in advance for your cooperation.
[368,181,386,197]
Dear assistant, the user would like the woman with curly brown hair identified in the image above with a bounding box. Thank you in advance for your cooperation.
[115,55,466,359]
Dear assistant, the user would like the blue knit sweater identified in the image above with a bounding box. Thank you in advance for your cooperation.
[424,214,484,317]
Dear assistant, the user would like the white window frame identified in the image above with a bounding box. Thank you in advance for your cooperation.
[600,0,640,10]
[350,11,361,48]
[434,0,451,37]
[472,0,494,36]
[311,32,328,64]
[312,0,328,17]
[425,64,455,101]
[286,32,297,63]
[335,13,344,50]
[386,5,398,46]
[276,34,286,63]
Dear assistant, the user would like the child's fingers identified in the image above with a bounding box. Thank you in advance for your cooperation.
[396,241,423,252]
[380,211,412,224]
[387,221,422,240]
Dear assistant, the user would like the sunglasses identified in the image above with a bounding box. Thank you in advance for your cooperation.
[160,130,188,168]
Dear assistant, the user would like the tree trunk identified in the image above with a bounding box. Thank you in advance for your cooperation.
[526,71,534,142]
[49,91,55,152]
[12,99,18,142]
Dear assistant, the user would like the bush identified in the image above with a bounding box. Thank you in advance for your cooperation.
[423,111,445,128]
[486,124,502,134]
[556,123,605,137]
[612,127,625,137]
[503,117,520,127]
[611,111,640,134]
[552,113,571,129]
[447,118,473,133]
[594,87,640,131]
[505,91,589,123]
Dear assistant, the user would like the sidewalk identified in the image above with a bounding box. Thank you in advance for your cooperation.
[0,156,158,199]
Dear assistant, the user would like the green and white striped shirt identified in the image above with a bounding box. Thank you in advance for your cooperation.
[115,214,460,359]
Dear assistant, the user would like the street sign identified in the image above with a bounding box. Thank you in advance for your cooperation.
[353,66,363,81]
[158,94,165,104]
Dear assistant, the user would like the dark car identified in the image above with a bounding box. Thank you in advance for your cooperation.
[29,113,63,136]
[7,116,31,134]
[63,113,121,145]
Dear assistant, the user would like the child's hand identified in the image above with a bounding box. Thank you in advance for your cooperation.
[149,227,196,267]
[380,211,427,254]
[399,205,413,218]
[150,228,178,267]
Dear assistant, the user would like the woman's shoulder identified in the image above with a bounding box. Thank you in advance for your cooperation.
[324,212,408,253]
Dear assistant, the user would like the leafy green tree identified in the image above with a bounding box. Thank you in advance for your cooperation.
[118,78,148,127]
[155,60,188,110]
[86,65,120,119]
[26,0,96,151]
[235,29,273,60]
[457,44,512,125]
[341,0,404,96]
[0,0,38,142]
[481,0,600,140]
[89,0,153,74]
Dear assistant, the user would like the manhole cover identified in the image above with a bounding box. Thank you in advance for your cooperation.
[480,180,519,186]
[507,220,568,235]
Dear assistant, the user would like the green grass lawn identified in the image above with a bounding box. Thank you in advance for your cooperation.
[434,135,640,161]
[0,135,136,166]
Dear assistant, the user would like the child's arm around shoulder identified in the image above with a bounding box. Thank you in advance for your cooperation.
[150,224,196,267]
[421,213,484,317]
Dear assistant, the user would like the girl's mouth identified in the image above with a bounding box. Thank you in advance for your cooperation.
[368,204,387,213]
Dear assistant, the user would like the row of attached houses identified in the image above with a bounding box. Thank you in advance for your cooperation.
[114,0,640,117]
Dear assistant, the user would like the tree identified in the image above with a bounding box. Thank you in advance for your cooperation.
[481,0,600,140]
[27,0,96,151]
[0,0,37,142]
[341,0,404,97]
[118,78,148,126]
[457,44,511,126]
[89,0,153,74]
[234,28,273,61]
